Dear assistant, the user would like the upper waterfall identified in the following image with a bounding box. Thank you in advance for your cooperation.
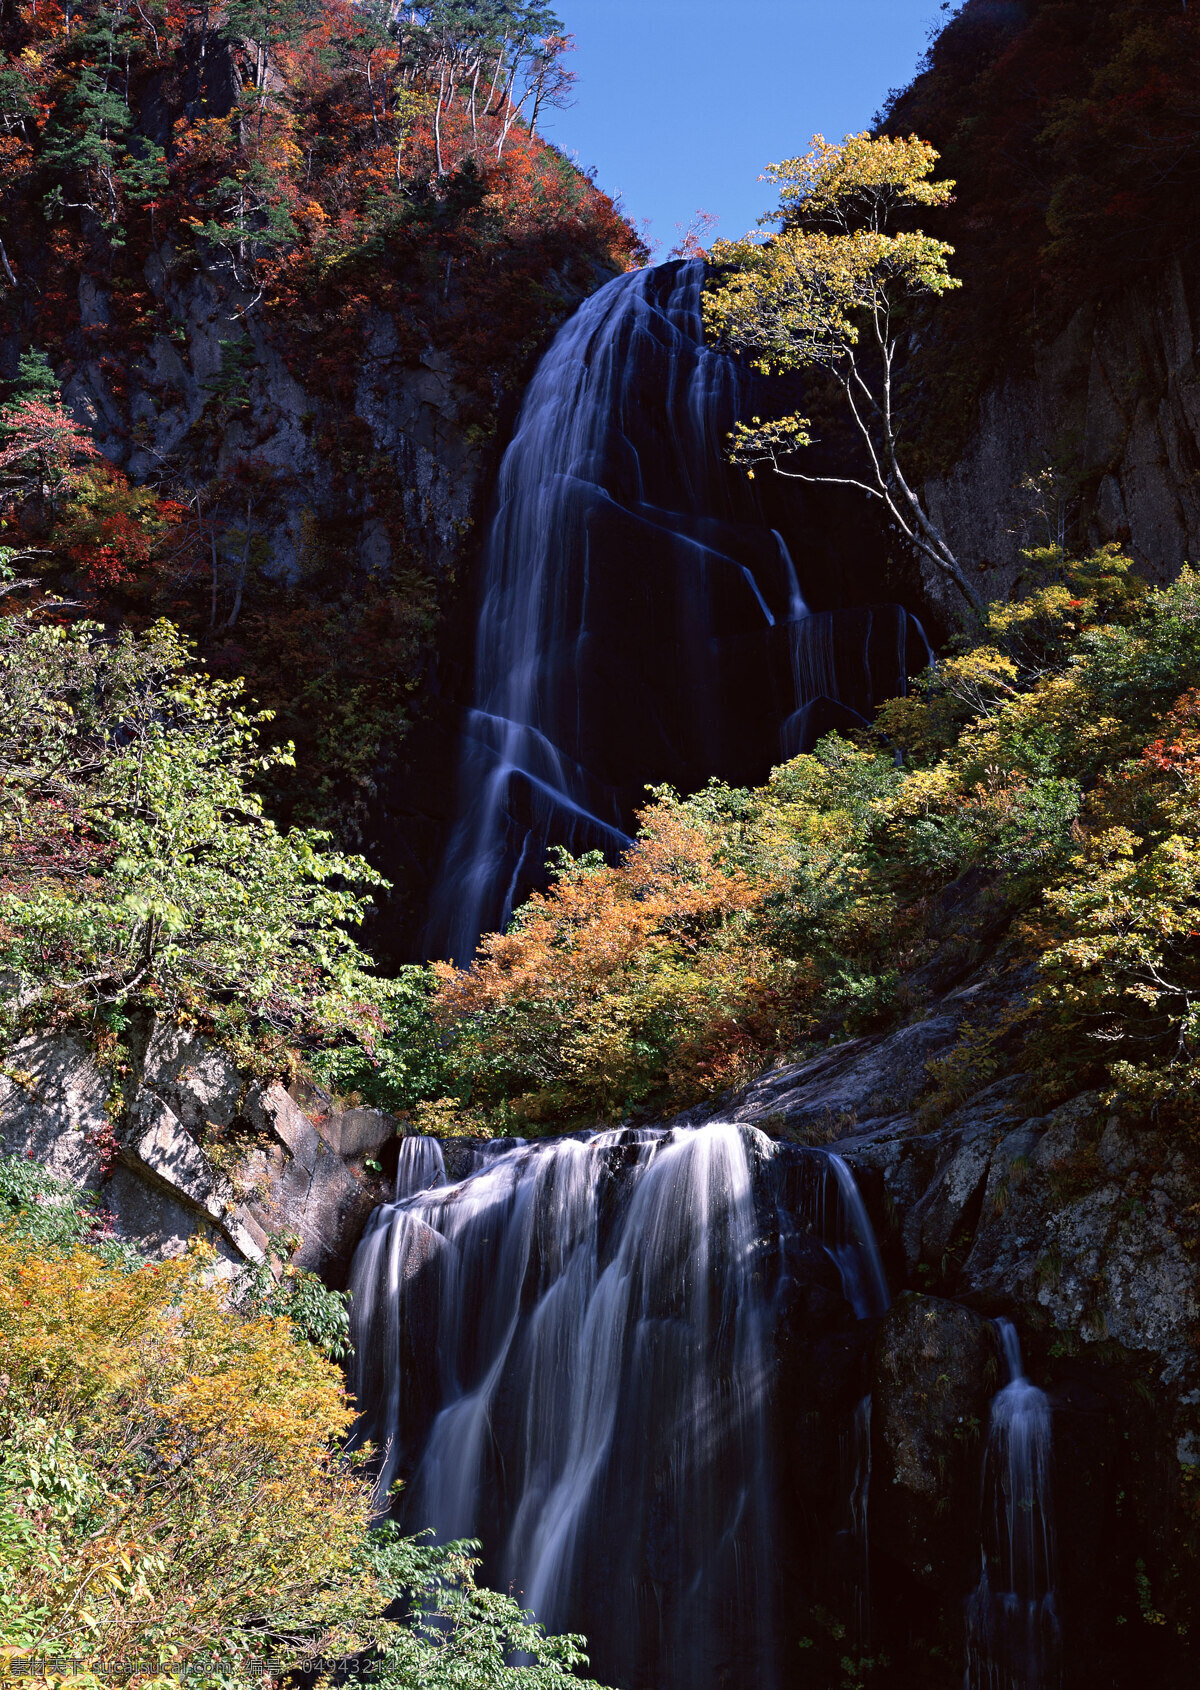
[425,259,927,962]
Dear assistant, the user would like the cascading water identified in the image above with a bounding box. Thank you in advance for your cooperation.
[966,1319,1061,1690]
[393,1133,446,1199]
[347,1124,892,1690]
[425,259,929,961]
[815,1151,891,1319]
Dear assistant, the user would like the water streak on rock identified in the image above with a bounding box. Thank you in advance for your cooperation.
[966,1319,1061,1690]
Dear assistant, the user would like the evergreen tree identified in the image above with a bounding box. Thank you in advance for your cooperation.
[40,7,166,244]
[8,348,59,403]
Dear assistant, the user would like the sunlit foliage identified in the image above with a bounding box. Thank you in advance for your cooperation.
[0,602,390,1048]
[704,133,976,608]
[0,1159,611,1690]
[424,548,1200,1145]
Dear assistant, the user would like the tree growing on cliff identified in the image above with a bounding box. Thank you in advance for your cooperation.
[0,608,386,1036]
[704,133,981,612]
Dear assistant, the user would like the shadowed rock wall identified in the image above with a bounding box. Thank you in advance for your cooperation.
[922,253,1200,622]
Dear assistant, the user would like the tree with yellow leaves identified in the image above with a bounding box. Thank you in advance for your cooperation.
[0,1163,614,1690]
[704,133,980,612]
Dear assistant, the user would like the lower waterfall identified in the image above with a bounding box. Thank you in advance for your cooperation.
[348,1123,889,1690]
[966,1320,1060,1690]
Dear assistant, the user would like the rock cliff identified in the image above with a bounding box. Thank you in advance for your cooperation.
[921,252,1200,622]
[678,987,1200,1679]
[0,1021,398,1285]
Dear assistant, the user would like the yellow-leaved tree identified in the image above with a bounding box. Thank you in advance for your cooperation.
[703,133,980,611]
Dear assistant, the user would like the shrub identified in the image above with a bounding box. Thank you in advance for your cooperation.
[0,1167,612,1689]
[425,549,1200,1144]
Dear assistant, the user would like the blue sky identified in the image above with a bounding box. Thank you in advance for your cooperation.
[539,0,950,255]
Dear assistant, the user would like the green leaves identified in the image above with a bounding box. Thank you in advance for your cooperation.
[39,11,167,244]
[0,609,388,1041]
[360,1524,607,1690]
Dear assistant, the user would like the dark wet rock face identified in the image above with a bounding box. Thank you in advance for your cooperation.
[698,990,1200,1687]
[870,1292,996,1591]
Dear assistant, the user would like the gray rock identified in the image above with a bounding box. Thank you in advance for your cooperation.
[101,1163,239,1266]
[289,1150,379,1285]
[141,1021,243,1130]
[718,1013,964,1140]
[128,1092,267,1263]
[244,1080,321,1172]
[0,1033,108,1188]
[315,1106,400,1159]
[870,1292,996,1588]
[964,1101,1200,1382]
[240,1082,383,1283]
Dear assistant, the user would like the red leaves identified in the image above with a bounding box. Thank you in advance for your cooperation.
[0,398,99,484]
[52,463,182,588]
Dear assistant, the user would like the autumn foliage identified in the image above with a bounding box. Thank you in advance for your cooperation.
[0,1238,365,1665]
[0,1,642,409]
[418,548,1200,1149]
[431,803,786,1125]
[0,1,643,844]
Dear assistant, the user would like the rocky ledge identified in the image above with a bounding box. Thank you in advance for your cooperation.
[0,1021,401,1284]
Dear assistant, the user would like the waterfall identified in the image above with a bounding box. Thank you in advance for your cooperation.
[966,1319,1061,1690]
[816,1151,891,1319]
[347,1124,894,1689]
[393,1134,446,1200]
[424,259,927,962]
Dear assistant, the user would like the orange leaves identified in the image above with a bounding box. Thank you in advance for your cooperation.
[428,792,805,1128]
[0,1232,370,1664]
[437,799,760,1023]
[1139,689,1200,783]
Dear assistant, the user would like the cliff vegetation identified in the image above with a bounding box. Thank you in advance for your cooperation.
[0,1155,613,1689]
[0,0,641,843]
[416,546,1200,1159]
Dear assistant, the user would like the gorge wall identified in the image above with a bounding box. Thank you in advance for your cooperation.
[921,251,1200,620]
[882,0,1200,621]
